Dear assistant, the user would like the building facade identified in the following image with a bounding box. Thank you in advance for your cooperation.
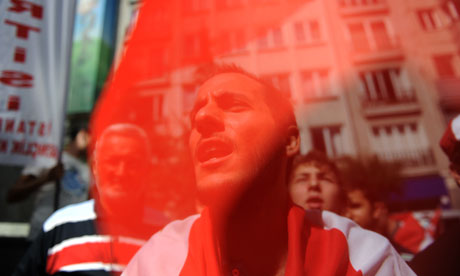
[114,0,460,210]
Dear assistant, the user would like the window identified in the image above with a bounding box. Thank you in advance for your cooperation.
[370,21,392,50]
[257,27,284,50]
[216,0,246,9]
[417,9,443,30]
[348,23,370,52]
[370,123,434,166]
[347,20,396,53]
[263,74,291,97]
[182,84,198,114]
[153,94,164,121]
[293,20,322,45]
[339,0,385,8]
[301,69,335,100]
[358,67,414,104]
[310,125,344,158]
[183,0,210,13]
[218,30,246,54]
[131,47,168,80]
[433,54,456,78]
[183,32,208,60]
[444,1,460,21]
[253,0,280,5]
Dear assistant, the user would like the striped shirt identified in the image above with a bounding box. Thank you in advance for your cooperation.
[13,200,146,276]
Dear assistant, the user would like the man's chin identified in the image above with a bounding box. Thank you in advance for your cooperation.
[196,178,243,211]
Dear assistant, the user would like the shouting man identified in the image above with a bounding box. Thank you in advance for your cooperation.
[123,65,414,276]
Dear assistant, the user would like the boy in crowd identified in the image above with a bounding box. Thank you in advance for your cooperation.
[288,150,346,215]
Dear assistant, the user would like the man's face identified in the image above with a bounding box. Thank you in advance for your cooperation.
[345,189,375,230]
[95,132,150,207]
[189,73,282,204]
[289,162,342,213]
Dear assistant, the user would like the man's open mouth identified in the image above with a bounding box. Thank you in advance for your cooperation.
[196,139,233,164]
[306,197,323,209]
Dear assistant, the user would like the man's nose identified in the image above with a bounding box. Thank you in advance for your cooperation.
[114,162,126,176]
[307,177,320,190]
[194,103,224,137]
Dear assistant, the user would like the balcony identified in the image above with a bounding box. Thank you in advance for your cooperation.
[362,94,420,119]
[352,45,404,65]
[377,148,436,168]
[338,0,389,17]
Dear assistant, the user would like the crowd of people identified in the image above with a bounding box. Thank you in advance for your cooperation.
[6,3,460,274]
[7,61,460,275]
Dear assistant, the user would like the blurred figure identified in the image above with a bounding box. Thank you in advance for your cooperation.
[346,188,386,233]
[344,185,416,258]
[7,125,90,240]
[410,115,460,276]
[12,123,165,276]
[123,66,414,275]
[340,157,416,256]
[288,150,346,214]
[92,123,151,225]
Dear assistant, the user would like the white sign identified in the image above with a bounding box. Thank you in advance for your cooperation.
[0,0,77,166]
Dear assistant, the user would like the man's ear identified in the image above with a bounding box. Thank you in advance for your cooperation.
[449,166,460,187]
[286,125,300,157]
[372,201,388,219]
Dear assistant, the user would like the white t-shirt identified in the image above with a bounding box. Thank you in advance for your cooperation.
[23,152,90,240]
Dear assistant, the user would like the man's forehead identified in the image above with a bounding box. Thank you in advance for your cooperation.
[197,72,265,98]
[97,132,148,154]
[295,162,336,175]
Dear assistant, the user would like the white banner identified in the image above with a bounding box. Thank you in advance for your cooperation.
[0,0,77,167]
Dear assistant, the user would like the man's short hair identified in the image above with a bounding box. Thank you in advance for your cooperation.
[291,150,342,183]
[196,63,296,132]
[95,123,150,159]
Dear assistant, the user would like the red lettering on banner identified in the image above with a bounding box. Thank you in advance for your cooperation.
[7,95,21,110]
[5,119,15,133]
[38,122,45,136]
[0,118,53,137]
[28,121,36,135]
[35,143,45,156]
[4,20,40,39]
[0,140,7,153]
[10,141,58,158]
[11,140,24,154]
[0,70,33,88]
[8,0,43,20]
[14,47,26,63]
[17,120,25,133]
[25,142,36,157]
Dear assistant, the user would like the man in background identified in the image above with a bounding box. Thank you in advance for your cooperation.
[7,123,90,240]
[13,123,165,275]
[288,150,346,215]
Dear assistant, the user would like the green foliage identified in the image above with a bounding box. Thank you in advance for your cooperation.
[68,38,114,113]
